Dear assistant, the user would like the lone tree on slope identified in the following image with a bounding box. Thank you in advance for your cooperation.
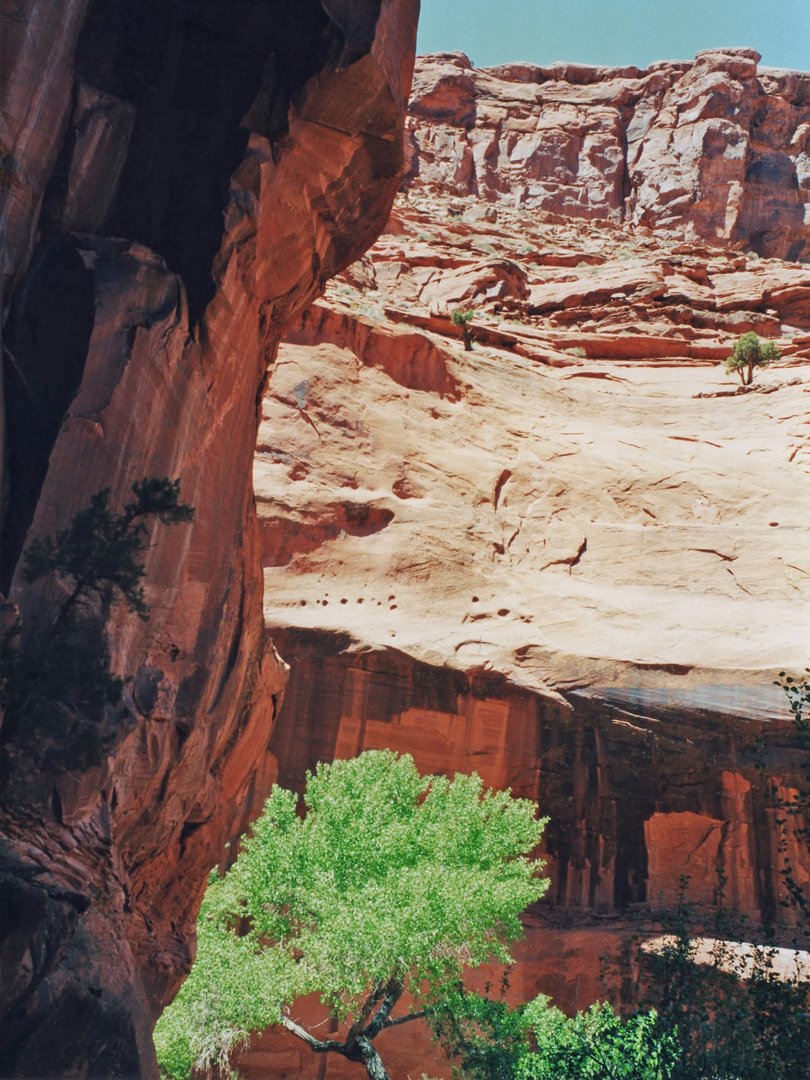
[154,750,548,1080]
[452,308,475,351]
[0,478,194,764]
[724,331,780,386]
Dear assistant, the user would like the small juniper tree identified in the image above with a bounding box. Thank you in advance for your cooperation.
[451,308,475,351]
[0,478,194,754]
[724,332,780,387]
[154,750,548,1080]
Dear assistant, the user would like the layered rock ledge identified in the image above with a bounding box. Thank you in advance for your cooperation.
[406,48,810,261]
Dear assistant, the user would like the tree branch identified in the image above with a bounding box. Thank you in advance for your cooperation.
[281,1015,346,1055]
[346,980,394,1051]
[381,1009,430,1029]
[363,980,404,1040]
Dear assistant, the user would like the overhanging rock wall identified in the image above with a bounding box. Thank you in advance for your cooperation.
[0,3,418,1076]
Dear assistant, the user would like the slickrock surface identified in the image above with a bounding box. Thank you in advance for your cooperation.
[250,52,810,1080]
[0,3,417,1076]
[406,49,810,261]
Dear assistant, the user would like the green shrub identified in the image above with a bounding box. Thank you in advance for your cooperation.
[430,985,676,1080]
[451,309,475,351]
[521,998,675,1080]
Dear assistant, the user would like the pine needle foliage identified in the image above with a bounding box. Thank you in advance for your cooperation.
[0,478,193,762]
[22,477,194,627]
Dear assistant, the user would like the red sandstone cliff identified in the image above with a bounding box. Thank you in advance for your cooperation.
[406,48,810,260]
[0,3,418,1077]
[2,27,809,1080]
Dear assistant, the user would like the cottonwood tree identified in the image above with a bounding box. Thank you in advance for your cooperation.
[155,750,548,1080]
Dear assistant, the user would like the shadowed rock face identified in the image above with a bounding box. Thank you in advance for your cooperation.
[0,1,418,1076]
[266,630,801,926]
[235,639,810,1080]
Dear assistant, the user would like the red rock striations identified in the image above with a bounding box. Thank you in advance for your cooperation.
[0,2,418,1077]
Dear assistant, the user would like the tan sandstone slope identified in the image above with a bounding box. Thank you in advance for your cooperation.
[246,49,810,1077]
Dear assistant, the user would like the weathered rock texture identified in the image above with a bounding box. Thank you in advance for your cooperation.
[0,2,418,1077]
[406,49,810,261]
[248,51,810,1079]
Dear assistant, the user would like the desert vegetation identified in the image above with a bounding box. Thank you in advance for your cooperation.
[155,674,810,1080]
[0,478,194,768]
[723,332,781,386]
[155,750,547,1080]
[451,309,475,351]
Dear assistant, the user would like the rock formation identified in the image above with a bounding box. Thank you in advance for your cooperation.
[246,49,810,1080]
[0,3,418,1077]
[2,22,809,1077]
[406,49,810,261]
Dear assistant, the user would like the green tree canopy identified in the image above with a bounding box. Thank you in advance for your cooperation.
[155,750,548,1080]
[723,332,780,386]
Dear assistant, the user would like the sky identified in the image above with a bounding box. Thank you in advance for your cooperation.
[416,0,810,72]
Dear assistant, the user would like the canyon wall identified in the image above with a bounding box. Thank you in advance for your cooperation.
[2,23,809,1079]
[0,3,418,1077]
[232,633,807,1080]
[249,48,810,1078]
[406,48,810,261]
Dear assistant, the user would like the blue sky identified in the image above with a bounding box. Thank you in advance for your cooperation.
[416,0,810,71]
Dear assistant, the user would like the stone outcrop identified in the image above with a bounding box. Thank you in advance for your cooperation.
[405,49,810,261]
[0,2,418,1076]
[2,23,807,1077]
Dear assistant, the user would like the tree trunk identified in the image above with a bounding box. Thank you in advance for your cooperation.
[354,1036,392,1080]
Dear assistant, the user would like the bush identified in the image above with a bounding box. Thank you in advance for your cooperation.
[521,998,675,1080]
[430,985,676,1080]
[634,883,810,1080]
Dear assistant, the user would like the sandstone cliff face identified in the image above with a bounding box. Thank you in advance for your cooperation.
[0,3,418,1077]
[248,54,810,1077]
[406,49,810,261]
